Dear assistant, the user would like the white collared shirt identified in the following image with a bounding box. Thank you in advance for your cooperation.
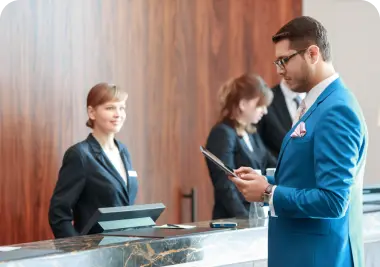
[103,149,128,185]
[269,73,340,217]
[242,131,254,152]
[302,73,340,114]
[280,79,306,120]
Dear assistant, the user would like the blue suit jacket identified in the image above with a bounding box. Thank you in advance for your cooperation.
[267,78,367,267]
[49,134,138,238]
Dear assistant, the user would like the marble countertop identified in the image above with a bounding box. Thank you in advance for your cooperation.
[0,218,268,267]
[1,213,379,267]
[0,218,257,252]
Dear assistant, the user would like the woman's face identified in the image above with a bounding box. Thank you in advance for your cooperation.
[239,97,268,124]
[88,99,127,134]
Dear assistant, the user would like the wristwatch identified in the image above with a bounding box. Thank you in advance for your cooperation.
[262,184,274,203]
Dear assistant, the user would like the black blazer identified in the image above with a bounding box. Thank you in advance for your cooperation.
[48,134,138,238]
[205,122,277,220]
[257,84,293,158]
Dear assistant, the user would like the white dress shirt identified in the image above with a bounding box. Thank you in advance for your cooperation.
[269,73,340,217]
[104,149,128,186]
[242,131,254,152]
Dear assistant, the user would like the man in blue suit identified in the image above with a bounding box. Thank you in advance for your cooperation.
[230,16,367,267]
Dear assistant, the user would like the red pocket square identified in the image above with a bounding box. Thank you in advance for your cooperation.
[290,121,306,138]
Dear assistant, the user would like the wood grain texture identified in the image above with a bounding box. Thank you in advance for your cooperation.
[0,0,301,245]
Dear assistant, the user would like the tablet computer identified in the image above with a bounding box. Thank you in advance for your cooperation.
[200,146,239,178]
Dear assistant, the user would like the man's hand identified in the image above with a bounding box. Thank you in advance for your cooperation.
[233,166,255,177]
[228,167,270,202]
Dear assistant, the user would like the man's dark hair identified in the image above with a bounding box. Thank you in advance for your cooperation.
[272,16,332,62]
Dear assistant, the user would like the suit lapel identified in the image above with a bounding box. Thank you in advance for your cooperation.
[116,142,131,196]
[86,134,130,202]
[275,78,343,175]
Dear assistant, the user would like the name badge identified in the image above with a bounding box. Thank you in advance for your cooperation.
[128,170,138,177]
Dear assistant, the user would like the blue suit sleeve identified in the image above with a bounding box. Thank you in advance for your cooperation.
[205,125,248,217]
[273,104,363,218]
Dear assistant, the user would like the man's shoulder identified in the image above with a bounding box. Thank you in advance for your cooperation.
[320,87,367,135]
[325,86,363,114]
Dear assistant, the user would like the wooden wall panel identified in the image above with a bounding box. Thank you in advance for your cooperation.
[0,0,301,245]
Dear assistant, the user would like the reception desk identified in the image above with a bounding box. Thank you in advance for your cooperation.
[1,212,380,267]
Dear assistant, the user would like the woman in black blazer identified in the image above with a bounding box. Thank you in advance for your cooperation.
[48,83,138,238]
[205,73,277,220]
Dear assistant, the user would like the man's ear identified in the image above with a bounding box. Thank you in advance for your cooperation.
[307,45,320,64]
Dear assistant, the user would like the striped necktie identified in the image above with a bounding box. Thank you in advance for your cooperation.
[293,95,302,109]
[293,99,306,126]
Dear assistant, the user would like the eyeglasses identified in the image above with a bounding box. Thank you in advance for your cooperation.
[273,48,307,70]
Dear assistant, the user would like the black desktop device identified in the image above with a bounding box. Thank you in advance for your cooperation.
[81,203,166,235]
[363,185,380,195]
[363,185,380,213]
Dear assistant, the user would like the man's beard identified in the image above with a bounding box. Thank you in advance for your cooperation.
[291,66,312,93]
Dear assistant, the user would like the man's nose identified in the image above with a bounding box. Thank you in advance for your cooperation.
[276,65,286,76]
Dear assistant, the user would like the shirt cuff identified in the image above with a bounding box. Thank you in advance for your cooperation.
[269,185,277,217]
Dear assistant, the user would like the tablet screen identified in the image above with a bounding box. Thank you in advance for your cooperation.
[200,146,239,178]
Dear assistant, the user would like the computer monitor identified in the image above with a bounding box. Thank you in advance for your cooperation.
[81,203,166,235]
[363,185,380,195]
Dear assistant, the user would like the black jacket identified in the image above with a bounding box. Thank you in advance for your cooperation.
[48,134,138,238]
[205,122,277,220]
[257,84,293,158]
